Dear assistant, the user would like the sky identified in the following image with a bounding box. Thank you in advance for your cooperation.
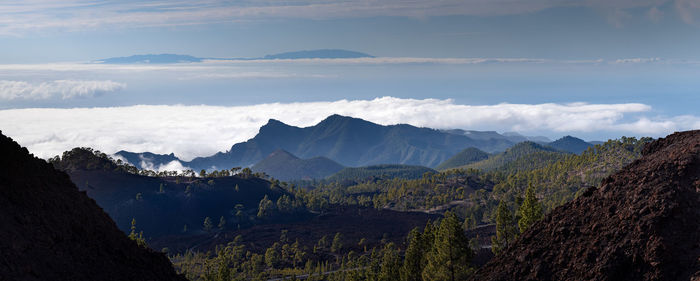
[1,0,699,160]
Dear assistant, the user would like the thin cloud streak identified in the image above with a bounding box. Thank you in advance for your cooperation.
[0,97,697,160]
[0,80,125,100]
[0,0,688,35]
[0,57,690,74]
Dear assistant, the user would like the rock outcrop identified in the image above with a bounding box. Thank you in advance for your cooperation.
[471,130,700,281]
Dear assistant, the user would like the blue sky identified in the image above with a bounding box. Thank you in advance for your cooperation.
[1,0,699,159]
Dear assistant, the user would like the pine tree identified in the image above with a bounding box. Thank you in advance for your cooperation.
[491,199,517,255]
[400,228,424,281]
[257,195,275,218]
[518,183,544,233]
[464,213,477,230]
[378,243,401,281]
[422,212,473,281]
[218,216,226,230]
[128,218,147,247]
[203,216,213,232]
[331,232,343,253]
[265,242,281,268]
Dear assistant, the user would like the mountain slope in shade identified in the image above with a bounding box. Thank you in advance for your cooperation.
[470,130,700,281]
[0,132,185,281]
[120,114,520,171]
[548,135,593,154]
[53,148,294,237]
[251,149,344,180]
[436,147,489,170]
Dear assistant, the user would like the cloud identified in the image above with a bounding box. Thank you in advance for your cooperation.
[0,0,683,35]
[612,58,661,64]
[179,71,336,80]
[0,80,125,100]
[676,0,700,25]
[138,156,190,172]
[0,97,698,160]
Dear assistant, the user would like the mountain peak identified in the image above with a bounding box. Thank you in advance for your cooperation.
[322,114,352,121]
[259,119,295,132]
[549,135,593,154]
[317,114,371,125]
[263,118,287,126]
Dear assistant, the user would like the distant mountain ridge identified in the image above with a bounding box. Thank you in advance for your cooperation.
[443,129,551,144]
[97,49,373,64]
[117,114,519,171]
[251,149,344,181]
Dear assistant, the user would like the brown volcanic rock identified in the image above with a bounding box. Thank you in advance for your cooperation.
[471,130,700,281]
[0,132,185,281]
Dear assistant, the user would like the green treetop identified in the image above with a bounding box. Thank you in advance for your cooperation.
[518,183,544,233]
[491,199,518,255]
[422,212,473,281]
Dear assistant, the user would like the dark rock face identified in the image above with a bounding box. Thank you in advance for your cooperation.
[471,130,700,281]
[0,132,185,281]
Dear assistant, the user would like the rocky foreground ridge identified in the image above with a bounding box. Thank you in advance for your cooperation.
[0,132,185,281]
[471,130,700,281]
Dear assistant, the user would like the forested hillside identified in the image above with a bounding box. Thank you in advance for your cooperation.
[51,148,306,238]
[46,136,653,281]
[436,147,489,170]
[458,142,567,173]
[326,164,436,182]
[298,137,651,224]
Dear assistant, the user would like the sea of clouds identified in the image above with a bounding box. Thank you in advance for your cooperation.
[0,97,697,162]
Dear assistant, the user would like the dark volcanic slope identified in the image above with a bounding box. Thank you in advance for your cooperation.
[0,132,185,281]
[471,130,700,281]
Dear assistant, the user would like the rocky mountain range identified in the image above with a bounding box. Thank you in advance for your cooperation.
[118,114,592,173]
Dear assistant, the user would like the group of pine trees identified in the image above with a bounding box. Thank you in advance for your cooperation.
[171,212,475,281]
[490,183,544,254]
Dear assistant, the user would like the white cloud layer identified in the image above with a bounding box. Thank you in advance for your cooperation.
[138,157,191,172]
[0,80,125,100]
[0,97,698,160]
